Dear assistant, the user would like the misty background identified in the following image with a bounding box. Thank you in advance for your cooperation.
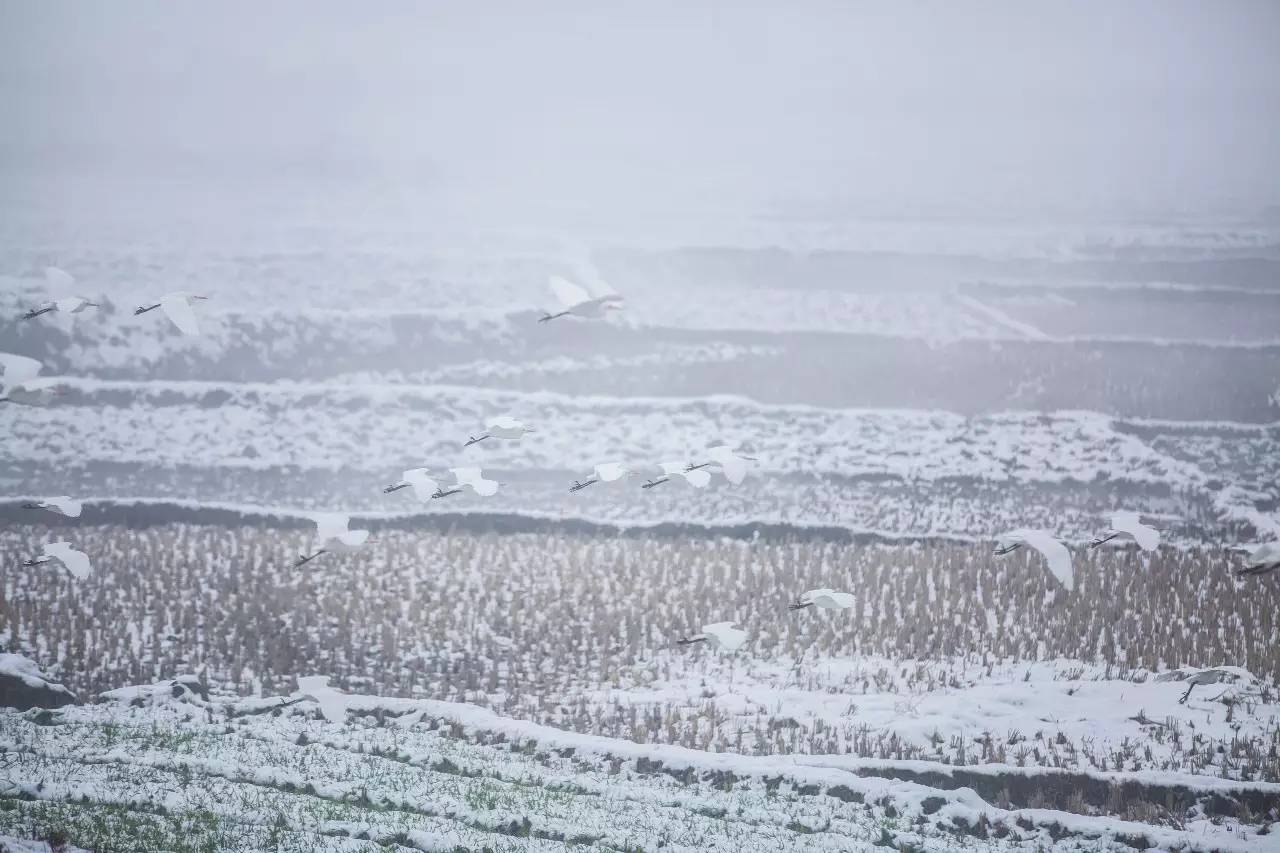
[3,0,1279,229]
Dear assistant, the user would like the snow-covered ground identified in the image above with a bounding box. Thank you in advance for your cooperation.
[1,679,1276,852]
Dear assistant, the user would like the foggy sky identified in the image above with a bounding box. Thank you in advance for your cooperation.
[2,1,1278,221]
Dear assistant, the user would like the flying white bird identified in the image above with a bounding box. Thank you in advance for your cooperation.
[134,292,208,335]
[789,588,856,612]
[538,275,623,323]
[0,354,64,406]
[569,461,632,492]
[296,513,370,566]
[23,267,97,319]
[293,675,350,723]
[678,621,748,652]
[382,468,443,502]
[1235,542,1280,578]
[436,467,501,498]
[1155,666,1255,704]
[641,461,711,490]
[465,416,535,447]
[1090,511,1160,551]
[22,541,92,580]
[994,528,1074,592]
[687,444,758,485]
[22,496,83,518]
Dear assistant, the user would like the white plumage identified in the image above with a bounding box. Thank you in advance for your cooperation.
[465,416,535,446]
[23,496,83,518]
[791,588,856,611]
[450,466,500,497]
[702,444,756,485]
[384,468,441,502]
[24,541,93,580]
[569,461,632,491]
[313,513,370,551]
[540,275,624,322]
[1092,511,1160,551]
[995,528,1074,592]
[642,461,711,490]
[0,354,63,406]
[135,292,208,335]
[680,621,748,652]
[1236,542,1280,577]
[293,675,350,723]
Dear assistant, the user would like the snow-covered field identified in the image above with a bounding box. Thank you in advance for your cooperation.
[1,677,1277,852]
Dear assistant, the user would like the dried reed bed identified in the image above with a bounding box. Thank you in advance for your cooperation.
[2,523,1277,776]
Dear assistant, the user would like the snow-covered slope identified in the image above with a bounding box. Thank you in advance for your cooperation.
[1,686,1275,852]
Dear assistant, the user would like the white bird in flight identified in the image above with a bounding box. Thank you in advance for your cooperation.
[23,267,98,319]
[293,675,350,723]
[790,588,856,612]
[134,292,208,335]
[1235,542,1280,578]
[687,444,758,485]
[382,468,443,502]
[1155,666,1254,704]
[0,354,65,406]
[22,496,83,518]
[539,275,623,323]
[296,513,369,566]
[641,461,711,490]
[464,416,535,447]
[678,621,748,652]
[994,528,1074,591]
[1090,511,1160,551]
[569,461,632,492]
[23,541,93,580]
[434,467,501,498]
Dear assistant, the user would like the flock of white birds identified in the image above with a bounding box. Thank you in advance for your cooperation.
[5,265,1280,674]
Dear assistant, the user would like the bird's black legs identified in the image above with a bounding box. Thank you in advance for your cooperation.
[431,488,462,499]
[569,478,599,492]
[133,304,160,316]
[295,550,326,566]
[538,311,570,323]
[382,483,409,493]
[642,477,669,490]
[1179,684,1195,704]
[993,543,1022,556]
[23,307,54,319]
[464,434,491,447]
[1089,533,1118,549]
[789,601,813,611]
[677,636,707,646]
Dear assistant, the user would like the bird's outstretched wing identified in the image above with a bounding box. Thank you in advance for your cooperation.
[702,622,747,651]
[548,275,591,309]
[452,467,499,496]
[594,462,629,482]
[1018,529,1074,591]
[0,353,43,387]
[487,415,521,431]
[313,513,350,539]
[46,541,92,579]
[1111,511,1159,551]
[707,445,748,484]
[160,293,201,335]
[402,469,439,502]
[49,496,83,518]
[683,469,711,488]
